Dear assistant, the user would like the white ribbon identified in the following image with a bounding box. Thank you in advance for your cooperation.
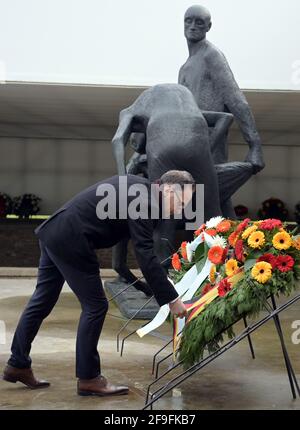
[136,273,190,338]
[136,232,214,338]
[181,258,211,301]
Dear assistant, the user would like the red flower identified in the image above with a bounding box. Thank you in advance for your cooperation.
[257,253,277,269]
[172,253,181,271]
[217,278,232,297]
[222,247,229,262]
[276,255,295,272]
[208,246,224,264]
[259,218,282,230]
[0,200,5,217]
[234,239,245,262]
[202,283,214,296]
[236,218,251,233]
[180,241,188,260]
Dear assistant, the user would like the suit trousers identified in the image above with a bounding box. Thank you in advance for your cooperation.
[8,240,108,379]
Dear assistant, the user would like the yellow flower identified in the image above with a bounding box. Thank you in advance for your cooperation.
[272,231,292,250]
[242,225,258,239]
[251,261,272,284]
[225,259,239,277]
[209,265,216,283]
[248,231,265,248]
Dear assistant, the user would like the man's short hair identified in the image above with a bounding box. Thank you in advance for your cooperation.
[159,170,196,190]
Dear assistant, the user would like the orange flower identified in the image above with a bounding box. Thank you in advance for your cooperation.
[195,224,206,236]
[209,264,216,283]
[201,229,217,240]
[208,246,224,265]
[171,253,181,271]
[206,229,217,236]
[180,241,188,260]
[292,237,300,250]
[228,231,239,247]
[216,220,231,233]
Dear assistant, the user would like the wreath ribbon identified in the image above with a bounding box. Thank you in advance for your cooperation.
[137,233,212,338]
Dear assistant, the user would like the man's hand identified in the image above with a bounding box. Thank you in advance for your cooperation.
[245,146,265,174]
[169,298,188,318]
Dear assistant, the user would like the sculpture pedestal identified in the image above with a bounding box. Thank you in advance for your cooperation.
[104,278,159,320]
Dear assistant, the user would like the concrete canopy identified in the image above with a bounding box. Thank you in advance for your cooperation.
[0,82,299,140]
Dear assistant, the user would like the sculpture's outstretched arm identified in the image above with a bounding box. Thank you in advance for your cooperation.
[202,111,234,154]
[112,109,134,175]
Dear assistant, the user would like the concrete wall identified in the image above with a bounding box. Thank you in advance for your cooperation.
[0,136,116,213]
[0,131,299,219]
[229,131,300,219]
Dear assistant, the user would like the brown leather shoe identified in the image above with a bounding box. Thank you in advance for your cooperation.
[77,375,129,397]
[2,365,50,389]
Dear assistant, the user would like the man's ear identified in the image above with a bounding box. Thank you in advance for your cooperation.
[207,21,212,32]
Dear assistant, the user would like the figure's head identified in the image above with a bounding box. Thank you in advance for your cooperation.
[159,170,195,215]
[184,5,212,42]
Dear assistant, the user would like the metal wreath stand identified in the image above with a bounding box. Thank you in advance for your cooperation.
[108,250,300,410]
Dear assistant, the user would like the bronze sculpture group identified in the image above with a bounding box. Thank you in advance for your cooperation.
[110,5,265,293]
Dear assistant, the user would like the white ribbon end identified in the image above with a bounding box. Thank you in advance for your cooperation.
[136,329,145,338]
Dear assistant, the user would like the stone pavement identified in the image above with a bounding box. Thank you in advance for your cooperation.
[0,277,299,410]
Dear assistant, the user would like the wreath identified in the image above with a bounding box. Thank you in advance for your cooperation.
[169,217,300,368]
[295,202,300,225]
[258,198,289,221]
[12,194,41,218]
[0,193,13,217]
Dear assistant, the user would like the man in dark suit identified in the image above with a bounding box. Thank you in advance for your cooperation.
[2,171,193,397]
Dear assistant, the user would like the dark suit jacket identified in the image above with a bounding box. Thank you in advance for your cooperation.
[35,174,178,306]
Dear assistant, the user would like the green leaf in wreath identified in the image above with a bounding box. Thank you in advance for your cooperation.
[244,258,257,272]
[291,227,299,236]
[196,257,206,273]
[247,250,263,259]
[194,242,205,262]
[204,241,209,255]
